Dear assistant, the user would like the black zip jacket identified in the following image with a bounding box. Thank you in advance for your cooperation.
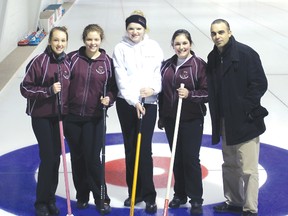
[206,36,268,145]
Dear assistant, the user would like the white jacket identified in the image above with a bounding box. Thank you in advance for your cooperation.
[113,34,163,106]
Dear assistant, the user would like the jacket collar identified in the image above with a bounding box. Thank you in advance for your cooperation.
[45,45,66,63]
[78,46,107,62]
[170,50,195,66]
[210,36,239,75]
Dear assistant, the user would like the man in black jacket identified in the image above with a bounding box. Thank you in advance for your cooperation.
[206,19,268,216]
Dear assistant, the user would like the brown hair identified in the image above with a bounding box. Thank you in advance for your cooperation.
[82,24,104,42]
[171,29,193,47]
[48,26,68,43]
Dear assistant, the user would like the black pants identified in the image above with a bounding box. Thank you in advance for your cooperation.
[32,117,61,206]
[116,97,157,203]
[164,118,204,204]
[64,114,109,204]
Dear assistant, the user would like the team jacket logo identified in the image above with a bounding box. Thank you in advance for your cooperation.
[62,70,70,79]
[179,70,189,79]
[96,66,105,74]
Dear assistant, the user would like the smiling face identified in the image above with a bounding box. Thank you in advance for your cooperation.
[84,31,102,56]
[49,29,68,55]
[210,22,232,53]
[173,33,192,59]
[126,22,145,43]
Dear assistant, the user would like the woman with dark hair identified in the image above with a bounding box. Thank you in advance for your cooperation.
[158,29,208,215]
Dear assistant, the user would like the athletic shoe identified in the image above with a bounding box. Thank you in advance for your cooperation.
[35,204,49,216]
[168,196,187,208]
[104,195,111,204]
[28,29,46,46]
[18,31,36,46]
[47,202,60,215]
[124,197,143,207]
[190,202,203,215]
[96,202,111,215]
[213,202,242,213]
[76,200,89,209]
[145,202,157,214]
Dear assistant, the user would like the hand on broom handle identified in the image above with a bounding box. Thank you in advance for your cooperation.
[163,83,185,216]
[130,98,145,216]
[54,73,73,216]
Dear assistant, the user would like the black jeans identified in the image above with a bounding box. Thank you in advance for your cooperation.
[64,114,109,203]
[32,117,61,206]
[164,118,204,204]
[116,97,157,203]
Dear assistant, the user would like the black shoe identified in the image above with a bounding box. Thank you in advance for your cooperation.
[96,202,111,215]
[47,202,60,215]
[242,211,258,216]
[124,197,143,207]
[190,202,203,215]
[145,202,157,214]
[35,204,49,216]
[77,200,89,209]
[213,202,242,213]
[105,197,111,205]
[168,196,187,208]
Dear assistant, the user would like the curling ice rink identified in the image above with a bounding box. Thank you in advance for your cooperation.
[0,0,288,215]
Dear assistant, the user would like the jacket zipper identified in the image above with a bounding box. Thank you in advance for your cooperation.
[80,63,92,116]
[57,64,62,114]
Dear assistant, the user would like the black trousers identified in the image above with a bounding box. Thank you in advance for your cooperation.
[164,118,204,204]
[64,114,109,204]
[32,117,61,206]
[116,97,157,203]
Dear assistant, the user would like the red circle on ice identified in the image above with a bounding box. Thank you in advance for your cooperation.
[105,156,208,188]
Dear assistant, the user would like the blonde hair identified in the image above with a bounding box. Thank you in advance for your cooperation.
[129,10,149,32]
[131,10,145,17]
